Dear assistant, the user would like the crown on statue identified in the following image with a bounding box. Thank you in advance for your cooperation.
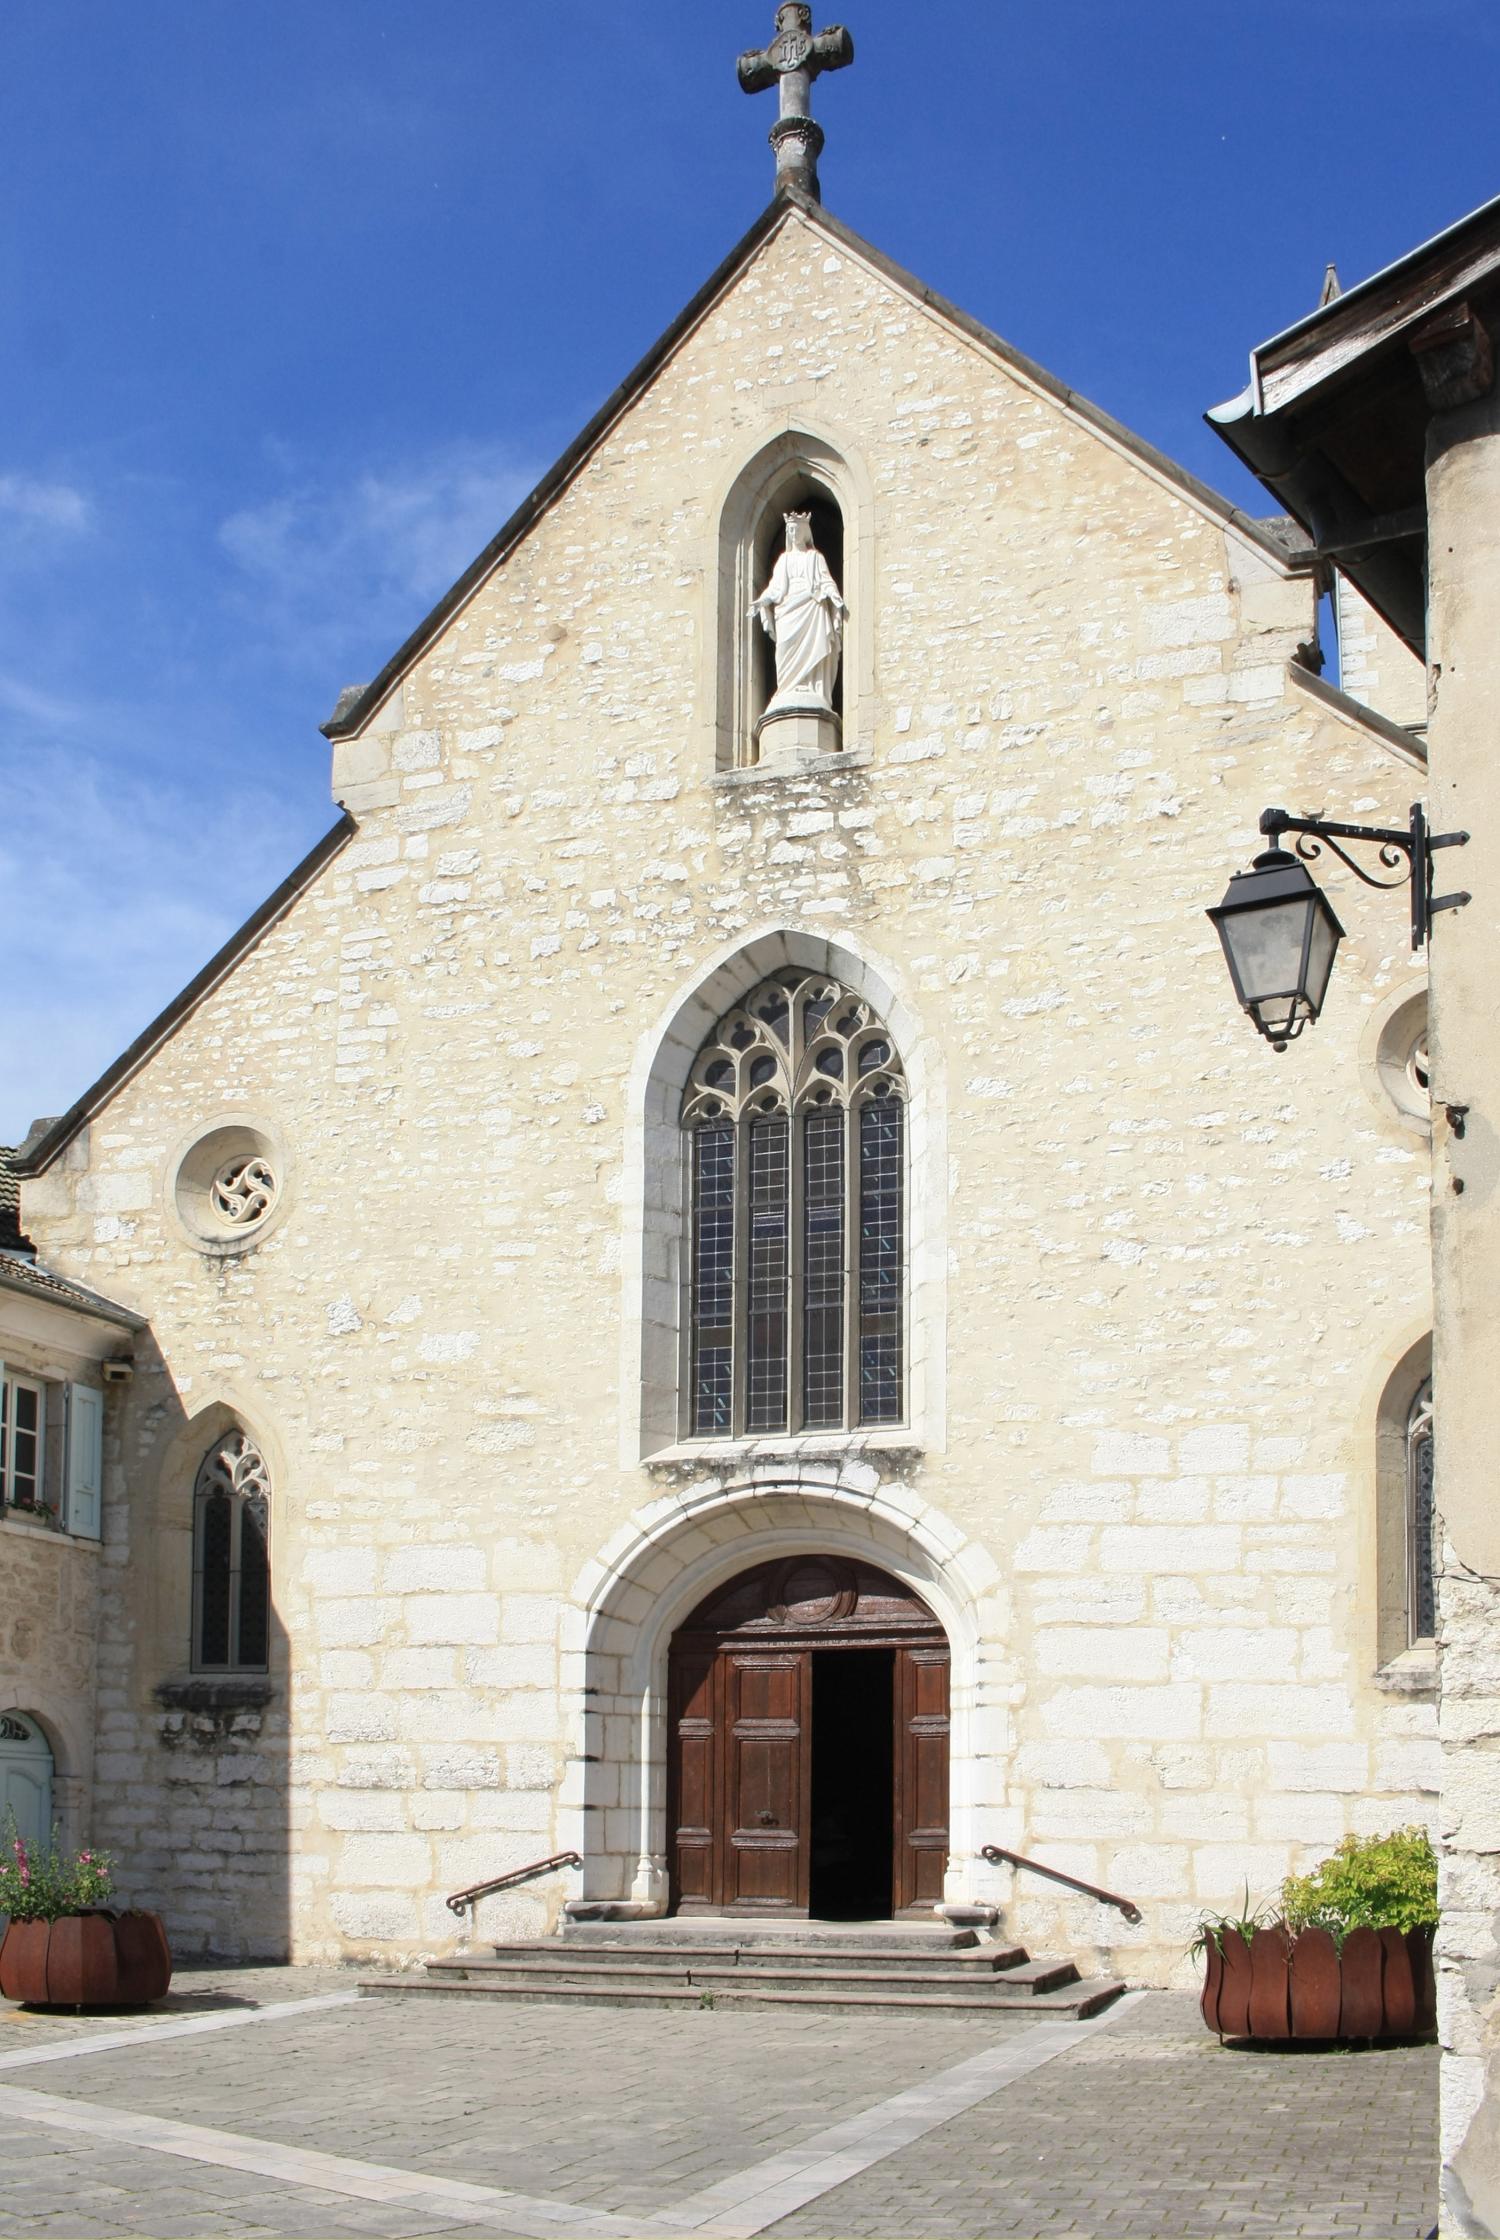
[783,510,812,525]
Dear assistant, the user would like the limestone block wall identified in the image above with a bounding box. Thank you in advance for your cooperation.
[1335,576,1428,733]
[19,206,1438,1981]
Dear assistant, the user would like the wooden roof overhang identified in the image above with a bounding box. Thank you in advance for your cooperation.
[1208,193,1500,660]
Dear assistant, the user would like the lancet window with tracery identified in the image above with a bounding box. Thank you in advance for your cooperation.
[192,1432,271,1672]
[682,970,906,1438]
[1406,1377,1435,1646]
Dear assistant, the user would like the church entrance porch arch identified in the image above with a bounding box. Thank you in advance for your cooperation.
[567,1469,1011,1920]
[668,1555,949,1919]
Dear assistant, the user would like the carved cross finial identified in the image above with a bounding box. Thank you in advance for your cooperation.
[737,5,854,203]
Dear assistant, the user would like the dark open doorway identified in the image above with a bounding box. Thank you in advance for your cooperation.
[809,1647,894,1920]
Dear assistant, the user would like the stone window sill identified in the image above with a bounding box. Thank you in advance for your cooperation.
[647,1426,923,1470]
[711,747,872,790]
[0,1508,100,1551]
[1374,1646,1438,1696]
[155,1676,275,1714]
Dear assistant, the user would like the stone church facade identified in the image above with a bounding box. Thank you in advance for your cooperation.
[14,192,1439,1986]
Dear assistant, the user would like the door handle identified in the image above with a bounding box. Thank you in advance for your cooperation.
[756,1809,777,1825]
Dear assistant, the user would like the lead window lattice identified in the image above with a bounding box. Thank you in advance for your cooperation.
[682,970,906,1439]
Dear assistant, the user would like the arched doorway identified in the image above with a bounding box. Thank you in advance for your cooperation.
[0,1713,53,1850]
[667,1555,949,1920]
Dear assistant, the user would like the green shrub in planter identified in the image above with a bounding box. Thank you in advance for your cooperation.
[1196,1827,1438,2041]
[1280,1825,1438,1941]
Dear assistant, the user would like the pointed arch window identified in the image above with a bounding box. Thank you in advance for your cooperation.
[192,1432,271,1671]
[683,971,905,1437]
[1406,1376,1435,1646]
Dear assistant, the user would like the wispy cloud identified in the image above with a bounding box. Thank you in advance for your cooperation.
[0,742,323,1142]
[0,437,544,1139]
[0,473,94,536]
[217,440,539,675]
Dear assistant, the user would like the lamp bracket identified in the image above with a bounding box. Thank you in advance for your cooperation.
[1290,828,1406,892]
[1258,804,1470,952]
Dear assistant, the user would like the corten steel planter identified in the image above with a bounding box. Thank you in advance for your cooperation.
[0,1912,172,2010]
[1200,1922,1435,2042]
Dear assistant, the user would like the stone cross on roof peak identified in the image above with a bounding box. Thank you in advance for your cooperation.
[737,5,854,204]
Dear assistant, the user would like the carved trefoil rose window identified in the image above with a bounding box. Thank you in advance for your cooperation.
[209,1156,278,1231]
[172,1121,287,1254]
[682,970,906,1438]
[192,1432,271,1672]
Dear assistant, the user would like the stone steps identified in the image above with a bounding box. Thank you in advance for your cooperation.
[359,1922,1128,2020]
[475,1934,1028,1974]
[360,1968,1126,2017]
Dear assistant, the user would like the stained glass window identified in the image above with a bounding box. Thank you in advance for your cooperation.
[1407,1379,1435,1647]
[193,1432,271,1671]
[682,971,906,1438]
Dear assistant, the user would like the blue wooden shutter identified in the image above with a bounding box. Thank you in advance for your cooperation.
[65,1383,103,1539]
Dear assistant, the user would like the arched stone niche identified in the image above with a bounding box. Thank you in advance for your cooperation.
[561,1465,1012,1914]
[712,425,874,769]
[619,926,946,1463]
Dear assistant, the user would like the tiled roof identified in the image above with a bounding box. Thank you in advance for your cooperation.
[0,1150,143,1330]
[0,1253,145,1332]
[0,1148,31,1255]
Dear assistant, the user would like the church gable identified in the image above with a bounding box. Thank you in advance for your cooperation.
[21,197,1393,1203]
[326,197,1312,779]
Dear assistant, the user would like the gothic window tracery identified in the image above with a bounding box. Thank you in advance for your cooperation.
[682,970,905,1438]
[1406,1376,1435,1646]
[192,1432,271,1671]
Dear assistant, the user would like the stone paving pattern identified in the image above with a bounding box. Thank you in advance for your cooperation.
[0,1968,1438,2237]
[777,1992,1437,2239]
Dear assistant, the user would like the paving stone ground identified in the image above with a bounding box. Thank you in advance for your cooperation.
[0,1966,1437,2238]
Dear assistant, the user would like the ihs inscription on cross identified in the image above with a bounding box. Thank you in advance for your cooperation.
[737,5,854,203]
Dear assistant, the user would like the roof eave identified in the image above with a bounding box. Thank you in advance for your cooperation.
[0,1260,146,1334]
[326,191,1314,747]
[14,812,356,1178]
[322,194,803,743]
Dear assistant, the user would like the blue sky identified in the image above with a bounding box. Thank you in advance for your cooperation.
[2,0,1495,1143]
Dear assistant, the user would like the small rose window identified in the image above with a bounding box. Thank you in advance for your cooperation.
[173,1124,287,1254]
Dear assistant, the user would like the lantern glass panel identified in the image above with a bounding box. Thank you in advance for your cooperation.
[1220,897,1317,1005]
[1304,898,1340,1012]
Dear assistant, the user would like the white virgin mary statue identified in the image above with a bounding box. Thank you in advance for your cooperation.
[752,511,848,715]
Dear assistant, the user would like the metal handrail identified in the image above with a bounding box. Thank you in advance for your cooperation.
[981,1844,1142,1926]
[445,1851,583,1916]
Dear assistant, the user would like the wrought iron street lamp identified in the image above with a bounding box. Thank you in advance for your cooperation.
[1209,803,1469,1052]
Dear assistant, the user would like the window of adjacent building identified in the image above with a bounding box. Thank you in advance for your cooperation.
[0,1374,43,1510]
[1406,1376,1435,1647]
[682,970,906,1438]
[192,1431,271,1671]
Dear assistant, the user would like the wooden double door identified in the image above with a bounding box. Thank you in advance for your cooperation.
[667,1556,950,1919]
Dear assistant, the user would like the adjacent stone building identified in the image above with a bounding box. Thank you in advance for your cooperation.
[0,1149,141,1854]
[1212,187,1500,2234]
[12,179,1441,1987]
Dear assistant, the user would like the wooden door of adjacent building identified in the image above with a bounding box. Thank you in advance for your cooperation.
[667,1556,949,1918]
